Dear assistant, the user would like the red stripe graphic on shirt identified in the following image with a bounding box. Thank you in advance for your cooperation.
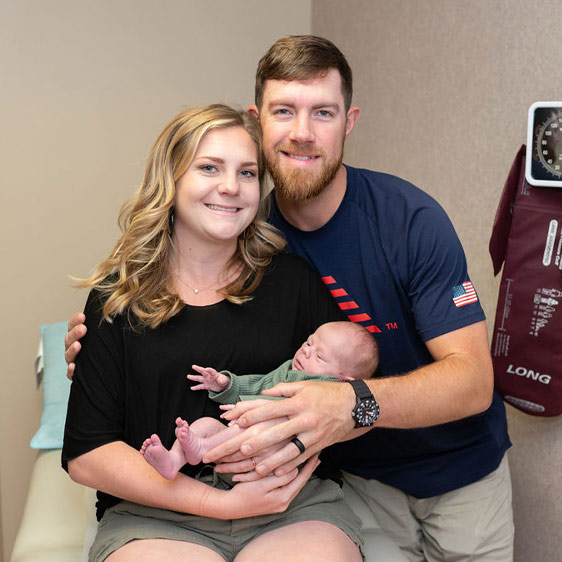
[339,301,359,310]
[348,313,371,322]
[322,276,383,333]
[330,288,348,297]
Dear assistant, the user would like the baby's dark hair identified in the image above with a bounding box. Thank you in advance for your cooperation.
[333,321,379,379]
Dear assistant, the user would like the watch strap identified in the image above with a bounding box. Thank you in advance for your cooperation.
[349,378,374,400]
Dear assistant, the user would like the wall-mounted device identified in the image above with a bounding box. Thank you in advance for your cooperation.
[526,102,562,187]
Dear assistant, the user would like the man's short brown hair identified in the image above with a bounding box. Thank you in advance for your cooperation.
[255,35,353,111]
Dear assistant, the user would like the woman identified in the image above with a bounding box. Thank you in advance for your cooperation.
[62,104,363,561]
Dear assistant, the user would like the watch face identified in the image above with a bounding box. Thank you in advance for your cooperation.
[354,398,379,426]
[526,102,562,187]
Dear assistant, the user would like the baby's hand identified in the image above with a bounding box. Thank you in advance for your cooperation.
[187,364,230,393]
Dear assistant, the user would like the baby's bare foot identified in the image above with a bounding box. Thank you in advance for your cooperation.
[176,417,207,465]
[140,434,180,480]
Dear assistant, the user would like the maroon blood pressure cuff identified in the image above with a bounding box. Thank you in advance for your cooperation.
[489,145,562,416]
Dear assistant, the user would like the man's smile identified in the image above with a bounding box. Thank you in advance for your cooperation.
[284,153,318,161]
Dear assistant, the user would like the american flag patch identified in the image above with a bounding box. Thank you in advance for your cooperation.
[452,281,478,307]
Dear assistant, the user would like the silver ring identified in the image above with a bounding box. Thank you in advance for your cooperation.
[291,437,306,454]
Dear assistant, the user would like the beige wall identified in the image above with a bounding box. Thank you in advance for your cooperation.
[3,1,561,560]
[312,1,562,560]
[0,1,310,559]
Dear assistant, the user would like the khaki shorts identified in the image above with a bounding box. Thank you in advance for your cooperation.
[89,474,364,562]
[343,455,513,562]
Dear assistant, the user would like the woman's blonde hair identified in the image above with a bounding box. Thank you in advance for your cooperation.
[79,104,285,329]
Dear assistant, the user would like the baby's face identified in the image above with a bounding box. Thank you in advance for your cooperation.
[291,323,349,379]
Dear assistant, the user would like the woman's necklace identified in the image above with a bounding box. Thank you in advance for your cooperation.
[173,271,220,295]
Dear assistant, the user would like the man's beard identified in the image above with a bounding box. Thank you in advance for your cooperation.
[267,143,343,203]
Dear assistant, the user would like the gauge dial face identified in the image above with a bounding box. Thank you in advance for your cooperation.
[526,103,562,186]
[536,109,562,178]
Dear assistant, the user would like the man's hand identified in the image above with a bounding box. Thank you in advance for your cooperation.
[188,365,230,393]
[203,380,356,476]
[64,313,87,380]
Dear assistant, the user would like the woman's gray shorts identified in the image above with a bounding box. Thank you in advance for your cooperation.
[89,475,364,561]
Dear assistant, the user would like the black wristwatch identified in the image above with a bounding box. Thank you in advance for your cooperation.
[348,379,380,427]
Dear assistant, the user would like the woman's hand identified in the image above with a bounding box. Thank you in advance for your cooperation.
[214,437,292,482]
[214,455,320,519]
[210,413,294,482]
[64,312,87,380]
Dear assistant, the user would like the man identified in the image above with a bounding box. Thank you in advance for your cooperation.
[66,36,513,562]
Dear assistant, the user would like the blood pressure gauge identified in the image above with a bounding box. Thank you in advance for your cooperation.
[526,102,562,187]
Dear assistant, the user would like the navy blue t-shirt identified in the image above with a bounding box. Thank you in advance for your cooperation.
[269,164,510,498]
